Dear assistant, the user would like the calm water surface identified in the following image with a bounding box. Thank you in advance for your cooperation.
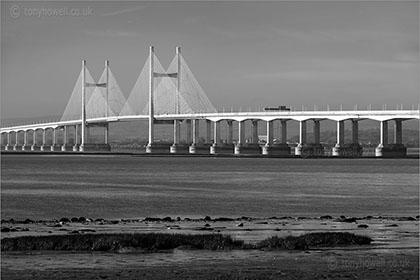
[1,155,418,219]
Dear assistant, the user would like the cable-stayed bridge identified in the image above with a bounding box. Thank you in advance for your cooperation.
[1,46,419,157]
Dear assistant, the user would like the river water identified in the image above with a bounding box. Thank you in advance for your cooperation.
[1,155,418,220]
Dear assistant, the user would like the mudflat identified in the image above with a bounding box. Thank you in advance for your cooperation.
[2,216,418,279]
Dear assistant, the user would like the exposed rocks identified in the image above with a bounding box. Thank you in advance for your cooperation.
[336,217,357,223]
[386,224,399,227]
[1,227,17,232]
[1,227,28,232]
[320,215,333,220]
[59,218,71,223]
[22,219,34,224]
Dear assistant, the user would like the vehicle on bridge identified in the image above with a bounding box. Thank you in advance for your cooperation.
[263,105,290,111]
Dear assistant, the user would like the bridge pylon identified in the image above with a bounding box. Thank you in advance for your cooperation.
[146,46,182,154]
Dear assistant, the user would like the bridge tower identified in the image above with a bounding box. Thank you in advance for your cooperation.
[146,46,182,154]
[78,60,111,152]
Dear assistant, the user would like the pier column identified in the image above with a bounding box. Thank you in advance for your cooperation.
[382,119,407,157]
[210,120,221,154]
[186,120,192,145]
[226,120,233,144]
[394,120,402,144]
[206,120,212,144]
[105,123,109,145]
[262,120,274,155]
[8,133,12,149]
[314,120,320,144]
[50,128,57,151]
[349,120,363,157]
[374,120,406,157]
[189,119,200,154]
[281,120,287,144]
[234,121,245,154]
[332,121,345,156]
[31,130,37,151]
[61,126,68,151]
[294,120,307,156]
[379,121,388,147]
[13,131,20,150]
[251,120,258,144]
[352,120,358,144]
[306,120,325,157]
[73,125,79,151]
[40,129,47,151]
[86,126,90,143]
[22,131,30,151]
[5,133,12,150]
[170,120,181,153]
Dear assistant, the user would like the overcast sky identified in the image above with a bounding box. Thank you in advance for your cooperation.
[1,1,419,119]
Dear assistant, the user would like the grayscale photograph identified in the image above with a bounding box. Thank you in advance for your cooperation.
[1,0,419,279]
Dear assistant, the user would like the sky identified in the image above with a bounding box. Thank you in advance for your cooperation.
[1,0,419,120]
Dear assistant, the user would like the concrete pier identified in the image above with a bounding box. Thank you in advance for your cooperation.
[349,120,363,156]
[294,121,307,156]
[73,125,79,151]
[50,128,59,151]
[61,126,72,151]
[40,129,48,151]
[4,133,12,150]
[234,121,245,154]
[189,119,199,153]
[299,120,324,157]
[262,120,274,155]
[332,121,345,156]
[210,120,221,154]
[13,131,21,151]
[185,120,192,146]
[170,120,182,153]
[21,131,31,151]
[331,119,363,157]
[31,130,39,151]
[226,120,233,145]
[376,119,406,157]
